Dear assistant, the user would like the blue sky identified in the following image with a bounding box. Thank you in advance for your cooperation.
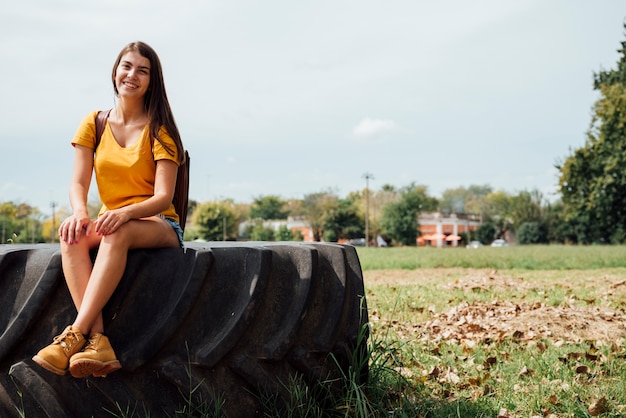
[1,1,624,215]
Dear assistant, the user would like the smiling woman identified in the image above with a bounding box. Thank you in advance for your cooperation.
[31,41,186,379]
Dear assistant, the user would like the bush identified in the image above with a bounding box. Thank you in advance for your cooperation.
[517,221,547,244]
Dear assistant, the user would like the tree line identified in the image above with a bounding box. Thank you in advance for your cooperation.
[181,184,558,245]
[2,24,625,246]
[0,184,589,246]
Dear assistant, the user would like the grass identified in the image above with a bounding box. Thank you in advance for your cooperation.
[356,244,626,270]
[357,245,626,417]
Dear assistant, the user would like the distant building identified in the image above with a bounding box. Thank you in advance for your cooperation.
[237,212,480,246]
[286,216,314,241]
[417,212,481,247]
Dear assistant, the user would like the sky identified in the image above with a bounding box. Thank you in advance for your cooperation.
[1,1,625,216]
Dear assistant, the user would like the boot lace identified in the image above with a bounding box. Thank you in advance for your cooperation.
[53,328,82,351]
[84,334,101,352]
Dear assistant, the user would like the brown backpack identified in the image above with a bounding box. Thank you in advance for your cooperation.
[95,110,190,232]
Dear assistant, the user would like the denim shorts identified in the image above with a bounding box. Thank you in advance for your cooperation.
[162,217,184,248]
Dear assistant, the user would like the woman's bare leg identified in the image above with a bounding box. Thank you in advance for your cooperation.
[72,216,179,335]
[60,224,103,335]
[34,216,179,376]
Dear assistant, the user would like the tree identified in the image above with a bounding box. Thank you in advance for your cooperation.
[509,189,544,228]
[1,202,17,243]
[380,184,438,246]
[440,187,469,214]
[250,195,289,220]
[442,184,492,215]
[347,184,399,244]
[321,198,363,242]
[190,201,237,241]
[557,25,626,243]
[380,200,416,246]
[474,220,496,244]
[302,190,338,241]
[482,191,513,239]
[275,225,294,241]
[543,200,575,244]
[517,222,548,244]
[248,221,274,241]
[1,201,47,244]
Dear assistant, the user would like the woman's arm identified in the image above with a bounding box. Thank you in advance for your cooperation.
[58,145,94,244]
[93,159,178,236]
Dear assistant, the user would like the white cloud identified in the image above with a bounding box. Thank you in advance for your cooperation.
[351,118,398,142]
[1,181,25,195]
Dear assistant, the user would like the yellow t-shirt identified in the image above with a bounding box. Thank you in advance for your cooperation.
[72,111,180,223]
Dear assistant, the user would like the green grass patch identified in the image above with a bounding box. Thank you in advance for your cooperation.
[356,244,626,270]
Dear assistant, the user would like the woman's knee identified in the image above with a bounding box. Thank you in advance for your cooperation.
[60,231,101,257]
[60,238,90,257]
[100,223,134,246]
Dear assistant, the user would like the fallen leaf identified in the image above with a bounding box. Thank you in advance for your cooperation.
[497,408,509,418]
[444,370,460,384]
[484,356,497,369]
[536,341,548,353]
[468,376,481,386]
[519,366,534,377]
[575,364,590,374]
[428,366,441,378]
[588,397,610,416]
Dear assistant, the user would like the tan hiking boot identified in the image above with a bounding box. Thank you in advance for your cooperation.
[32,325,86,375]
[69,333,121,378]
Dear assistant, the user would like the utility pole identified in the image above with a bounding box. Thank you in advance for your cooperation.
[362,173,374,247]
[50,201,57,243]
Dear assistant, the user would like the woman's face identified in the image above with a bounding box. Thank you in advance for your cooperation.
[114,50,151,100]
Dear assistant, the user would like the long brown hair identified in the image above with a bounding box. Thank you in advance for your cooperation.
[112,41,185,164]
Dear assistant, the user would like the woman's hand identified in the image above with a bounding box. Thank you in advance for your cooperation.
[58,213,93,244]
[93,208,131,236]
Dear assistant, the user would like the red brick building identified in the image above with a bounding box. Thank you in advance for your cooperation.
[417,212,481,247]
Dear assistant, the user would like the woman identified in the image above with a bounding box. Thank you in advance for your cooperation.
[32,41,185,378]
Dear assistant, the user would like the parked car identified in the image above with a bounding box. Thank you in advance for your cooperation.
[490,239,508,247]
[466,241,483,249]
[347,238,366,247]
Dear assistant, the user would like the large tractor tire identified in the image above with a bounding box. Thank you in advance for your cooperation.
[0,242,368,417]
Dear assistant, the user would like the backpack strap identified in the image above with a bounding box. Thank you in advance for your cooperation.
[95,109,112,149]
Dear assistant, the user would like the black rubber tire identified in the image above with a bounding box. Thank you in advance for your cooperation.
[0,242,368,418]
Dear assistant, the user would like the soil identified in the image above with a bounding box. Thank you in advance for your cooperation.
[364,269,626,345]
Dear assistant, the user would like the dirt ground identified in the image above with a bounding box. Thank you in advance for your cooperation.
[364,269,626,345]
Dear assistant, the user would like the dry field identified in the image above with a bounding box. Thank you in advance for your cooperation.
[364,268,626,345]
[362,268,626,417]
